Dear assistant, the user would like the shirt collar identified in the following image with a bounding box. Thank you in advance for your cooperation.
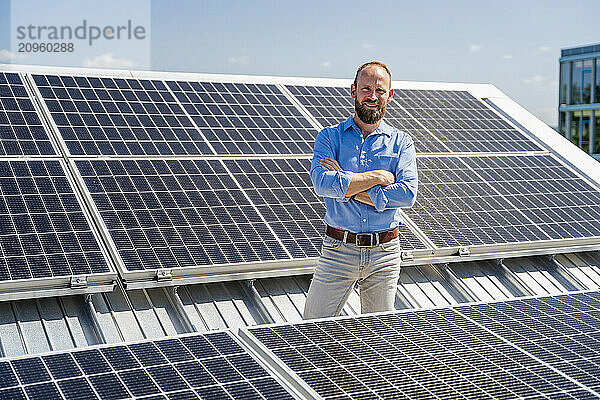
[343,115,392,137]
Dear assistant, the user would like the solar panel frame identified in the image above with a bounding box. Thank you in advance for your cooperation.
[398,153,600,263]
[30,73,219,158]
[0,329,306,400]
[70,156,323,289]
[0,157,116,300]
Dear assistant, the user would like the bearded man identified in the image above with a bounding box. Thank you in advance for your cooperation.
[304,61,418,319]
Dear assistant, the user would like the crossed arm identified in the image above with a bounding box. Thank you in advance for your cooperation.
[318,157,395,207]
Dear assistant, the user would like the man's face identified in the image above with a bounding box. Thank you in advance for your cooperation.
[351,66,393,124]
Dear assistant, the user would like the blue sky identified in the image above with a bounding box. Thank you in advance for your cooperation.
[1,0,598,126]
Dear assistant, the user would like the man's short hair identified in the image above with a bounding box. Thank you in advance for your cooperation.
[353,61,392,87]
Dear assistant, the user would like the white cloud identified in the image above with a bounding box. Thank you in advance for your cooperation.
[361,43,374,50]
[0,49,26,62]
[524,75,546,84]
[469,44,482,53]
[532,46,551,54]
[228,55,249,64]
[82,53,138,69]
[321,61,331,68]
[501,54,513,60]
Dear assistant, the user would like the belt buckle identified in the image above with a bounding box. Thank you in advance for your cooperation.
[355,233,375,247]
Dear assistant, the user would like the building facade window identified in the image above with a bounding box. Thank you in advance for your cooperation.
[560,63,569,105]
[596,58,600,103]
[571,61,582,104]
[582,59,594,104]
[595,111,600,154]
[559,44,599,159]
[570,111,591,153]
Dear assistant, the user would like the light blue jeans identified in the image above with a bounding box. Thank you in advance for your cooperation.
[303,235,401,319]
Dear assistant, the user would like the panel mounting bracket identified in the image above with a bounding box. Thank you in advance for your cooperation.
[156,269,173,282]
[70,276,88,289]
[401,251,414,261]
[458,247,471,257]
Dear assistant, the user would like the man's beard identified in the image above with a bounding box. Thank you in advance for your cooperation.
[355,98,387,124]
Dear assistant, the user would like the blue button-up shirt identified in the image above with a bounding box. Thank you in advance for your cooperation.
[310,116,418,234]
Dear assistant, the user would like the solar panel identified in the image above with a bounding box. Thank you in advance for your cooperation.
[32,74,212,156]
[286,85,452,154]
[243,292,600,399]
[286,85,543,153]
[0,72,56,156]
[167,81,316,154]
[0,159,110,283]
[462,155,600,240]
[75,158,292,274]
[222,158,324,259]
[394,89,543,152]
[405,156,550,248]
[286,85,352,128]
[457,291,600,395]
[0,331,297,400]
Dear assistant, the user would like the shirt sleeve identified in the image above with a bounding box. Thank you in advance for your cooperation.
[367,135,418,212]
[310,128,353,200]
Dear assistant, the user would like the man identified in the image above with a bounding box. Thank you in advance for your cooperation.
[304,61,418,319]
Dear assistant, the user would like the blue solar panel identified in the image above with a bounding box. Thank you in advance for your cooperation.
[1,331,296,400]
[33,74,212,156]
[0,159,110,281]
[75,158,289,272]
[167,81,316,154]
[246,291,600,399]
[286,85,543,153]
[0,73,56,156]
[405,156,550,248]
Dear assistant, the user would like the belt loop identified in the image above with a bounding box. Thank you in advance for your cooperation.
[343,230,348,243]
[374,232,380,246]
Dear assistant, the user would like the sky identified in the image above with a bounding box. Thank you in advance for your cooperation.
[0,0,598,126]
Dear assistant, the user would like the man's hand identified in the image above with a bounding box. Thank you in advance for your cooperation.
[354,191,375,206]
[372,170,395,186]
[319,157,342,171]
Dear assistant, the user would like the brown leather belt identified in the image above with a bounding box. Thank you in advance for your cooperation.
[325,225,399,247]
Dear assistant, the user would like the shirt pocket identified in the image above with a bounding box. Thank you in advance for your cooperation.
[369,155,397,171]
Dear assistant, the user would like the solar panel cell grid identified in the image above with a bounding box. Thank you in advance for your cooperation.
[405,156,550,248]
[0,72,56,156]
[394,89,542,152]
[286,85,452,154]
[33,74,212,156]
[0,160,110,281]
[463,155,600,240]
[167,80,316,155]
[76,158,290,272]
[1,331,294,400]
[286,85,543,154]
[456,292,600,389]
[223,158,324,259]
[247,297,598,399]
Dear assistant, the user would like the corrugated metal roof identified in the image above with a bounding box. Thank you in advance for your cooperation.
[2,251,598,358]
